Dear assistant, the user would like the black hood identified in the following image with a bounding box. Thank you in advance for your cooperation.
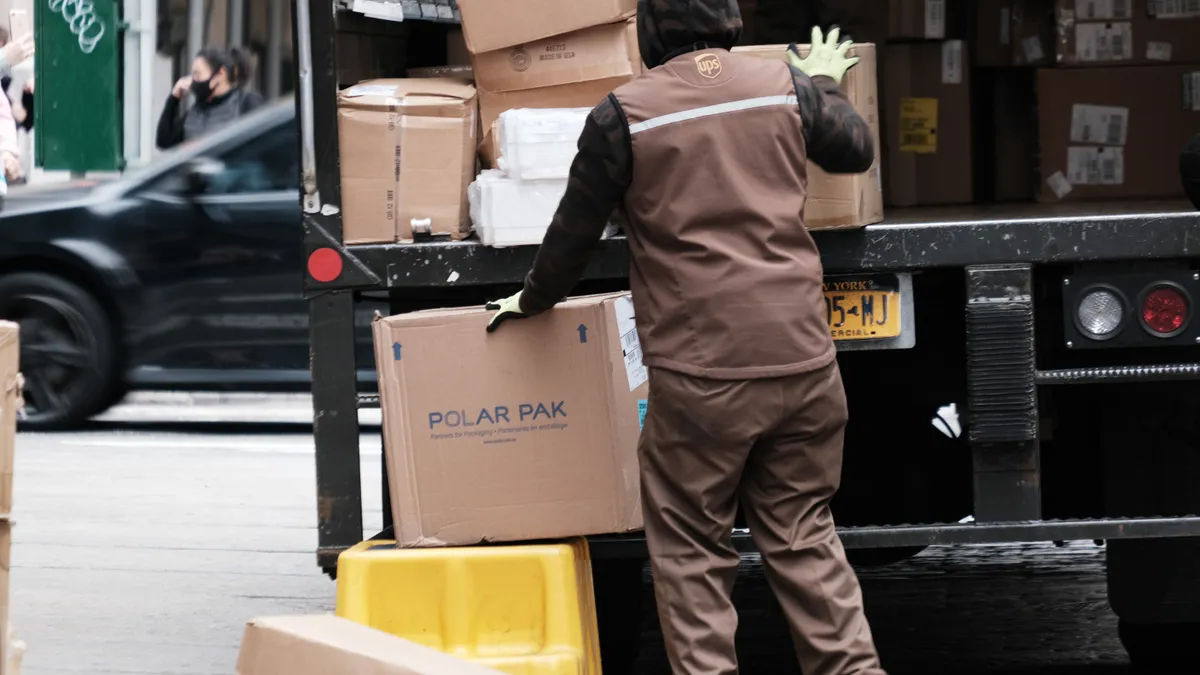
[637,0,743,69]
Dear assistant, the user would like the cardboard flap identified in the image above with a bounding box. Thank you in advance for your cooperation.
[340,78,478,109]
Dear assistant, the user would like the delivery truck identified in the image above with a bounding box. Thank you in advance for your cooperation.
[295,1,1200,670]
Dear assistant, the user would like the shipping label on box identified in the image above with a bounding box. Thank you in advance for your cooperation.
[1147,0,1200,18]
[899,98,939,154]
[373,293,645,548]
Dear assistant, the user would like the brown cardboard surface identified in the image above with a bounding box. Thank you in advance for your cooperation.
[472,19,640,94]
[887,0,964,40]
[1011,0,1054,66]
[974,0,1014,66]
[880,41,973,207]
[1054,0,1200,67]
[478,77,628,135]
[236,615,507,675]
[457,0,637,55]
[373,293,645,548]
[0,519,9,674]
[337,79,478,244]
[0,323,16,516]
[732,43,883,229]
[1036,65,1200,202]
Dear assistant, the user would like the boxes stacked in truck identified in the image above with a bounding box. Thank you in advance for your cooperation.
[337,78,479,244]
[458,0,641,133]
[1033,0,1200,202]
[469,108,589,247]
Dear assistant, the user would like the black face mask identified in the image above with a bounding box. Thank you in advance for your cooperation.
[190,77,213,100]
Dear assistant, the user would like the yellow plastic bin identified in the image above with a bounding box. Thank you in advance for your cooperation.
[336,538,601,675]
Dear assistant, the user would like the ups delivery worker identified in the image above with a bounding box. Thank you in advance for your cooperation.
[486,1,886,673]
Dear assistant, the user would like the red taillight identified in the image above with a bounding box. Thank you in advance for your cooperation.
[307,247,343,283]
[1141,286,1189,335]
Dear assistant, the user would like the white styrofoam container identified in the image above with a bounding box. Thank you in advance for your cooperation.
[496,108,590,181]
[469,170,567,247]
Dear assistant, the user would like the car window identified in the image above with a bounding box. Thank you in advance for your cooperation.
[145,120,299,196]
[205,122,299,195]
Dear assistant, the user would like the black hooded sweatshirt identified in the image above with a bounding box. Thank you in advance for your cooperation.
[517,0,875,316]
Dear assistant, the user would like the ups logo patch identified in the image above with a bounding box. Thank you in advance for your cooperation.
[694,53,722,79]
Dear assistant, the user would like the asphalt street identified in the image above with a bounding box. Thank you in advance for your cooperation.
[10,394,1134,674]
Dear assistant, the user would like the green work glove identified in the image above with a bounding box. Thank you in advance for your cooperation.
[485,291,526,333]
[787,25,860,85]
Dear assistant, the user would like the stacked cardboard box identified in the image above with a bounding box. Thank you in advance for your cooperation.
[0,323,18,675]
[458,0,641,133]
[872,0,974,206]
[337,79,479,244]
[1033,0,1200,202]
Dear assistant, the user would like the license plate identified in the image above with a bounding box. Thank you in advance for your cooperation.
[823,274,903,341]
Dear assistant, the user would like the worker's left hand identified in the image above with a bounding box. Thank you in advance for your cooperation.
[788,25,860,85]
[485,291,526,333]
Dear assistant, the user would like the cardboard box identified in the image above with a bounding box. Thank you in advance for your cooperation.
[1036,65,1200,202]
[478,77,626,138]
[1011,0,1054,66]
[880,41,974,206]
[733,43,883,229]
[974,0,1014,66]
[0,323,16,516]
[338,79,478,244]
[372,293,646,548]
[457,0,637,54]
[0,519,9,675]
[888,0,954,39]
[236,615,507,675]
[1055,0,1200,67]
[973,0,1052,67]
[472,19,641,94]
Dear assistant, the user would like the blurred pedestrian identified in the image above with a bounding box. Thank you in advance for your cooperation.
[0,26,31,195]
[156,46,263,150]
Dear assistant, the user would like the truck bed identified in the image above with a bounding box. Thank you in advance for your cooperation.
[305,201,1200,291]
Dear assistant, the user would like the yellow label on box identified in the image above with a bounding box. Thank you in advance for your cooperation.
[899,97,938,154]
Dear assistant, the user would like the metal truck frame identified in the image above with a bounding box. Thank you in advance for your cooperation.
[294,1,1200,669]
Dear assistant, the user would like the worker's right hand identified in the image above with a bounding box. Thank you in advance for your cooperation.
[787,26,860,85]
[1,34,34,69]
[172,76,194,99]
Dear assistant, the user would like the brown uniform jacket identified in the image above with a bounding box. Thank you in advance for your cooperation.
[519,48,873,380]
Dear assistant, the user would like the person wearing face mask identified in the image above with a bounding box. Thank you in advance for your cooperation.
[156,46,264,150]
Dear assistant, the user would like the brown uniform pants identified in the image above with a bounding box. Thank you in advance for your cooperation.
[639,362,885,675]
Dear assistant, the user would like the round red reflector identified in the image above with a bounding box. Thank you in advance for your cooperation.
[1141,286,1189,335]
[307,247,343,283]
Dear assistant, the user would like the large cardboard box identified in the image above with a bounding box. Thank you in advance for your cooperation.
[457,0,637,55]
[1036,65,1200,202]
[0,323,16,516]
[733,43,884,229]
[373,293,646,548]
[1054,0,1200,67]
[881,41,974,206]
[0,519,9,675]
[236,615,507,675]
[472,19,641,94]
[338,79,478,244]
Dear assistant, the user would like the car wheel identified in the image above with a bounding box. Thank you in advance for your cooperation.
[0,272,119,430]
